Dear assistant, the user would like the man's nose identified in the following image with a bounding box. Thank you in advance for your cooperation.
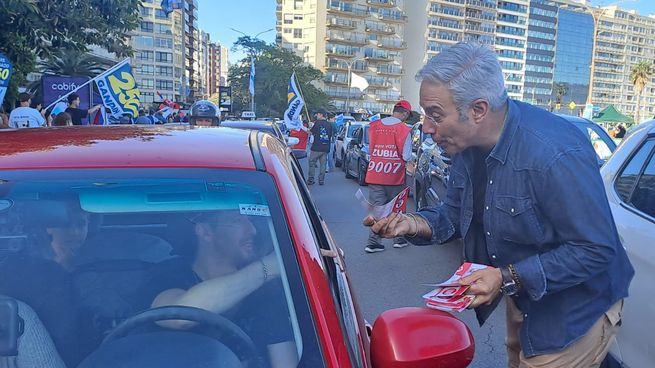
[422,119,436,134]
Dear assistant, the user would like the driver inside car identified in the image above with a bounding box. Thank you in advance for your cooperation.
[144,210,299,368]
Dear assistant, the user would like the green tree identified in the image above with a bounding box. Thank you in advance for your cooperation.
[228,36,331,118]
[39,50,106,78]
[630,60,653,123]
[0,0,141,107]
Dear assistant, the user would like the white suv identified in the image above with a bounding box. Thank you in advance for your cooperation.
[600,119,655,368]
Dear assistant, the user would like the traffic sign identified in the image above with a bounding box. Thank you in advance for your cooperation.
[568,101,577,110]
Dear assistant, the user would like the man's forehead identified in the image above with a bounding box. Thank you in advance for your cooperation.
[419,81,453,111]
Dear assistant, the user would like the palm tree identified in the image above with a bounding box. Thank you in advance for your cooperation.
[39,49,105,78]
[630,60,653,123]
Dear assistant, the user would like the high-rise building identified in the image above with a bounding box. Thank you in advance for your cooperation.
[552,6,593,109]
[131,2,185,106]
[523,0,557,109]
[219,44,230,87]
[184,0,200,102]
[276,0,407,113]
[198,30,211,100]
[208,43,230,97]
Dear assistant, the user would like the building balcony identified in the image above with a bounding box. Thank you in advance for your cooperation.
[327,4,369,18]
[466,0,497,10]
[326,90,364,99]
[465,23,495,34]
[327,17,358,29]
[596,45,624,53]
[365,23,396,35]
[372,12,407,23]
[376,95,401,103]
[430,8,464,19]
[376,39,406,50]
[429,20,463,31]
[366,0,396,7]
[368,80,393,88]
[465,11,496,21]
[324,77,349,86]
[326,48,357,58]
[375,66,403,76]
[326,32,368,46]
[365,53,394,62]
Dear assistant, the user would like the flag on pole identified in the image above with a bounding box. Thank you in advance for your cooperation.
[335,114,345,129]
[283,72,305,131]
[350,72,369,91]
[160,0,183,16]
[90,108,107,125]
[95,59,141,117]
[249,57,256,96]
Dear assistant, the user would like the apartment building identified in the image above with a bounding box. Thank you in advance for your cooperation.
[184,0,201,101]
[591,6,655,119]
[132,1,185,105]
[522,0,557,109]
[276,0,407,113]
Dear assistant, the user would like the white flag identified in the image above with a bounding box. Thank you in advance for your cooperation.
[283,72,305,131]
[350,72,369,91]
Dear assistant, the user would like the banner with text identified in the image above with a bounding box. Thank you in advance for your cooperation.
[0,53,13,107]
[95,60,141,117]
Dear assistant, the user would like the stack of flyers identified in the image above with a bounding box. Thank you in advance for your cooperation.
[422,262,490,312]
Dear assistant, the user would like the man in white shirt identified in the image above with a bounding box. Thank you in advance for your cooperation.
[9,93,46,128]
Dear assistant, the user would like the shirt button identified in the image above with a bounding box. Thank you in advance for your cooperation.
[485,206,489,210]
[511,208,515,213]
[524,314,528,318]
[491,254,497,259]
[486,231,491,236]
[489,180,493,185]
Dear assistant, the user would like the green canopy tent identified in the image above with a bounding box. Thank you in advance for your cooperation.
[593,105,634,126]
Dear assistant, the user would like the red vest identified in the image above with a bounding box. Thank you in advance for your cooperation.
[365,119,411,185]
[289,126,309,150]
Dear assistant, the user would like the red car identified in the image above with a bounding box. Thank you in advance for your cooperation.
[0,126,474,368]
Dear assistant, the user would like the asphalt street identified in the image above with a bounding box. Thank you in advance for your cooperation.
[304,159,507,368]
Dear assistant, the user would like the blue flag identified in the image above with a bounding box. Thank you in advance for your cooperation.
[249,57,255,96]
[95,59,141,117]
[283,72,305,131]
[0,53,13,107]
[335,114,345,129]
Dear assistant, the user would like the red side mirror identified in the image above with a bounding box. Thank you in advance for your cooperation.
[370,307,474,368]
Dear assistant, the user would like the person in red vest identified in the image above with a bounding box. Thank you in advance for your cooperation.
[364,100,413,253]
[289,119,310,151]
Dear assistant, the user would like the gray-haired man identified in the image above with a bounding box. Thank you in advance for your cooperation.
[366,42,633,367]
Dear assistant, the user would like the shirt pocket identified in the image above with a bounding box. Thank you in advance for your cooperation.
[445,170,466,206]
[494,195,545,244]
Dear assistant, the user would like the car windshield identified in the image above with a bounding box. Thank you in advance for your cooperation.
[0,168,320,368]
[572,122,617,162]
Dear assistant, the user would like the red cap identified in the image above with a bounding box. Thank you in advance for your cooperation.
[394,100,412,112]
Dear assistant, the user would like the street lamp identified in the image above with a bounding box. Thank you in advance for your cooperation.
[230,28,275,114]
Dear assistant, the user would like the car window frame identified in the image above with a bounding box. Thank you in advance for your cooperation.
[613,137,655,223]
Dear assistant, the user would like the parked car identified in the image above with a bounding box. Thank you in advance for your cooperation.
[558,115,617,165]
[600,119,655,368]
[335,121,364,168]
[344,124,370,186]
[220,119,305,159]
[0,126,474,368]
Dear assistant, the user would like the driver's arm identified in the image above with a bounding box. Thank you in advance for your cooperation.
[152,254,279,329]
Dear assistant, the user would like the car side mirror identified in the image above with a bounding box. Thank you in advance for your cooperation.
[286,137,300,147]
[370,307,474,368]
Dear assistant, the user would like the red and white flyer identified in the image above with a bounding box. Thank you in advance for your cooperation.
[356,186,410,220]
[421,262,490,312]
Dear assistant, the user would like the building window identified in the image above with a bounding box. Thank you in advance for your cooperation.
[141,92,154,103]
[284,14,293,24]
[294,0,303,10]
[156,80,174,90]
[155,8,168,19]
[293,29,303,38]
[284,28,292,34]
[155,23,172,34]
[136,64,155,75]
[138,78,155,89]
[156,65,173,77]
[140,7,152,17]
[140,21,153,32]
[294,14,303,21]
[154,37,173,48]
[136,50,154,61]
[155,51,173,63]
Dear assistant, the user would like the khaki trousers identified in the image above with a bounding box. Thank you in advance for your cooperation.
[506,298,623,368]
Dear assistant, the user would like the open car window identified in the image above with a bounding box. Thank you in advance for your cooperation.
[0,168,323,368]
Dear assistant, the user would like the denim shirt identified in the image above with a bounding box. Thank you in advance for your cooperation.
[411,100,634,357]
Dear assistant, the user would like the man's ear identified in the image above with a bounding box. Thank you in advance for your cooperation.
[471,99,490,124]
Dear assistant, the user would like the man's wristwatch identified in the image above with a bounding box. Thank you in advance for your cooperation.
[500,266,519,296]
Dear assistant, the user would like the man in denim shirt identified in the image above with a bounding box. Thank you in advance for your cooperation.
[366,42,634,367]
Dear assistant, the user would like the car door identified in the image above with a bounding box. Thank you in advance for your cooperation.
[606,137,655,368]
[336,124,347,161]
[345,127,363,177]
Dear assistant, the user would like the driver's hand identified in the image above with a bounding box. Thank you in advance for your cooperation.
[261,253,281,279]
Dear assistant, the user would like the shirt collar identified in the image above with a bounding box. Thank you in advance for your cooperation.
[489,99,520,165]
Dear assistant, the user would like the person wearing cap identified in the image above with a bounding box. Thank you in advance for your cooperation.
[306,108,334,185]
[363,100,414,253]
[8,93,47,128]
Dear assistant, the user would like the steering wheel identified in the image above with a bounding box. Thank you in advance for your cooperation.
[103,306,264,367]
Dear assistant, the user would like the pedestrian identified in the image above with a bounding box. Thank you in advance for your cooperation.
[614,124,626,139]
[289,119,310,151]
[65,93,103,126]
[306,108,333,186]
[8,93,46,128]
[326,112,337,172]
[363,100,413,253]
[135,109,153,124]
[52,112,73,126]
[365,42,633,367]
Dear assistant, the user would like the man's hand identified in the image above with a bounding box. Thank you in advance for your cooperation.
[459,267,502,308]
[363,212,413,238]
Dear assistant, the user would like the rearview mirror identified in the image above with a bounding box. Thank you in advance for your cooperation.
[371,307,474,368]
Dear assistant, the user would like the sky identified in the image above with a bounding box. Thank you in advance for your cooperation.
[197,0,655,65]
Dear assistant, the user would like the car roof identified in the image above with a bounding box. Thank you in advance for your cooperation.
[555,114,599,127]
[0,125,259,170]
[221,120,275,129]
